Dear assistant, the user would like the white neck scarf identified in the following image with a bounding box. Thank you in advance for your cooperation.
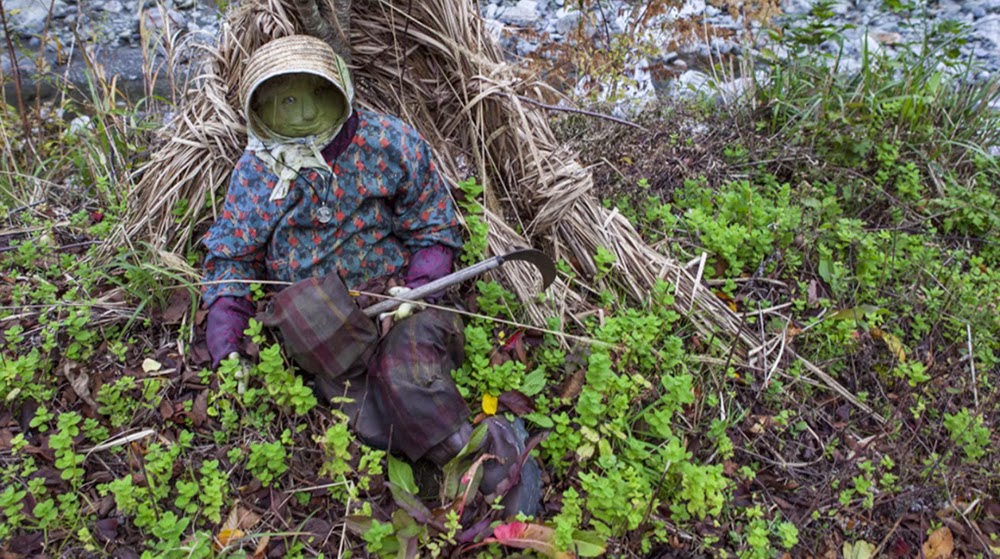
[246,121,341,201]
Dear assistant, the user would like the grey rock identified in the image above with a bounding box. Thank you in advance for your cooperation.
[516,37,538,55]
[552,8,580,35]
[711,37,734,55]
[68,115,92,135]
[173,0,197,9]
[497,0,539,27]
[5,0,70,37]
[99,1,125,14]
[830,0,851,16]
[482,17,504,41]
[139,6,187,34]
[669,69,711,98]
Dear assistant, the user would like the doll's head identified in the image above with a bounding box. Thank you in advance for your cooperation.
[250,73,347,138]
[241,36,355,142]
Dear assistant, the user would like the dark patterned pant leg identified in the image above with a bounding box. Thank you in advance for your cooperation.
[363,309,469,461]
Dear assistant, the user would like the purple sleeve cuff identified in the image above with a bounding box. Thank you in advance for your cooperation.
[405,245,454,289]
[206,296,255,368]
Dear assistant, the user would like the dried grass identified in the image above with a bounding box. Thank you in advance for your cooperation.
[120,0,880,420]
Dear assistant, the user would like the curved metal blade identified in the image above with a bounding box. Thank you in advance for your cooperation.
[498,248,557,290]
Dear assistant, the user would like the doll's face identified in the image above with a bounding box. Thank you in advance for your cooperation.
[251,73,346,138]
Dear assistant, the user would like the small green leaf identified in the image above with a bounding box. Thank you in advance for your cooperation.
[440,423,489,500]
[570,529,608,557]
[524,412,554,429]
[818,257,832,284]
[387,455,419,496]
[521,367,547,396]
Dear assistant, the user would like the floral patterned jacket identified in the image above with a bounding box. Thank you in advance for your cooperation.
[201,109,463,307]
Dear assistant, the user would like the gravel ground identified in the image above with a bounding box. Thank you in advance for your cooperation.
[4,0,1000,105]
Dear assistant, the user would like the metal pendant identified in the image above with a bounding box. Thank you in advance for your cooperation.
[316,206,333,224]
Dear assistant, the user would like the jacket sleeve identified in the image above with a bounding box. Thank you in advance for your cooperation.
[391,128,464,252]
[201,153,286,307]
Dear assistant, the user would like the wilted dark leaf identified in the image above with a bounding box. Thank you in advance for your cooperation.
[162,289,192,325]
[190,391,208,426]
[159,398,174,421]
[95,518,119,542]
[298,518,332,546]
[387,482,432,524]
[498,391,535,415]
[4,533,43,555]
[113,546,141,559]
[559,367,586,401]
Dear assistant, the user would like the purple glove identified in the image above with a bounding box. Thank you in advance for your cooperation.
[405,245,454,294]
[205,296,255,368]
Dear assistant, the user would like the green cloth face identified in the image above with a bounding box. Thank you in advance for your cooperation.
[251,73,347,138]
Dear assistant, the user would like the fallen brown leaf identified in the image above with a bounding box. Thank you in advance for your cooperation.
[559,367,586,401]
[190,391,209,427]
[63,361,99,409]
[162,289,192,325]
[216,502,263,550]
[922,526,954,559]
[159,398,174,421]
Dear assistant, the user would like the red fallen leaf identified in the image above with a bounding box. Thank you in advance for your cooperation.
[889,536,912,558]
[498,390,535,415]
[502,331,529,364]
[480,522,605,559]
[489,522,566,559]
[90,210,104,223]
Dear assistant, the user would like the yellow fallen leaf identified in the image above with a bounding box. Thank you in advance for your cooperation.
[843,540,876,559]
[922,526,954,559]
[871,328,907,362]
[141,358,162,373]
[482,393,498,416]
[216,528,245,549]
[215,502,261,550]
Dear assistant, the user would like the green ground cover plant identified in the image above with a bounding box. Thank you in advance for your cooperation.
[2,2,1000,557]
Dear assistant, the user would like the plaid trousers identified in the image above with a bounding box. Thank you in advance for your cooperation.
[259,274,469,461]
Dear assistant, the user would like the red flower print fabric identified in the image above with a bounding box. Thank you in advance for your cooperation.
[201,110,463,306]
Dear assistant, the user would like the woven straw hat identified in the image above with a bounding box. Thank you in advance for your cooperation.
[240,35,355,138]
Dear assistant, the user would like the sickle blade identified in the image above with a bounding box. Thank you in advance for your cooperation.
[499,248,557,290]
